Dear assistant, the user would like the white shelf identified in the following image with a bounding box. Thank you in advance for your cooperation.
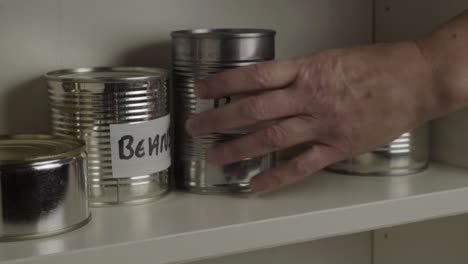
[2,163,468,264]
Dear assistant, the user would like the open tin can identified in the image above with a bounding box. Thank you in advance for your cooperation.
[0,135,90,241]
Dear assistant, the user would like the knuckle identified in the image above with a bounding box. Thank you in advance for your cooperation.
[242,96,269,121]
[206,75,229,95]
[268,172,285,188]
[252,63,272,88]
[210,143,237,164]
[262,125,288,150]
[195,79,214,98]
[291,156,316,176]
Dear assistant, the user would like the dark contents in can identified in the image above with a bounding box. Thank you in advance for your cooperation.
[1,162,68,222]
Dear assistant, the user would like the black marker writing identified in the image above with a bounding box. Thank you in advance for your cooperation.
[118,130,170,160]
[119,135,134,160]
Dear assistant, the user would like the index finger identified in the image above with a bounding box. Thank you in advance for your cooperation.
[195,59,300,99]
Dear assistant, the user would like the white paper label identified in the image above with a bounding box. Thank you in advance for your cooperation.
[110,115,171,178]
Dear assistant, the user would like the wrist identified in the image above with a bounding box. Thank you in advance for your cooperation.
[339,41,439,125]
[415,10,468,117]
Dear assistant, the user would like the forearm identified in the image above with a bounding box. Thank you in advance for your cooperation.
[417,9,468,116]
[336,10,468,127]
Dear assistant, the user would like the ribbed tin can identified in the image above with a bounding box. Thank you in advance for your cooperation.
[0,135,89,241]
[172,29,276,193]
[327,125,429,176]
[46,67,171,206]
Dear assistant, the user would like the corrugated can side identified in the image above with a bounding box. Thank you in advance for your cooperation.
[172,29,276,193]
[46,67,171,206]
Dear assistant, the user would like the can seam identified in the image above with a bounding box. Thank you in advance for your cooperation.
[0,214,91,242]
[326,163,429,177]
[171,28,276,38]
[45,67,168,83]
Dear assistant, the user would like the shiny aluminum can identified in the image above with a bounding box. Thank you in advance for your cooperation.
[46,67,171,206]
[327,126,429,175]
[172,29,276,193]
[0,135,90,241]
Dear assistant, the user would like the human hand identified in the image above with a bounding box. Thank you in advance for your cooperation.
[185,42,436,191]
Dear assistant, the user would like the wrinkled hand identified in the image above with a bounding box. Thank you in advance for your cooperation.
[186,42,435,191]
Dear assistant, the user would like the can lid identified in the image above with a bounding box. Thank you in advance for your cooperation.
[45,67,168,83]
[171,28,276,38]
[0,135,85,165]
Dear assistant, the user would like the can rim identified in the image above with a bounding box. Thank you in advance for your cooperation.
[0,214,91,242]
[44,67,169,83]
[0,134,86,166]
[171,28,276,38]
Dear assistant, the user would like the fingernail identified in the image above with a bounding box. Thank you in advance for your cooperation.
[194,81,208,98]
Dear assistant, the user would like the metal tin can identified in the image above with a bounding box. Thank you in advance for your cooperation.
[46,67,171,206]
[0,135,90,241]
[171,29,276,193]
[327,126,429,176]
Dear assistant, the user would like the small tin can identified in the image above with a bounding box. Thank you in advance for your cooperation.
[0,134,90,241]
[172,28,276,193]
[327,126,429,176]
[46,67,171,206]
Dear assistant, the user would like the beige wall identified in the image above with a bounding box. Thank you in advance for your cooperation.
[0,0,372,134]
[374,213,468,264]
[189,232,371,264]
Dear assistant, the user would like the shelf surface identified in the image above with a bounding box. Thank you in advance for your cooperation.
[2,163,468,264]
